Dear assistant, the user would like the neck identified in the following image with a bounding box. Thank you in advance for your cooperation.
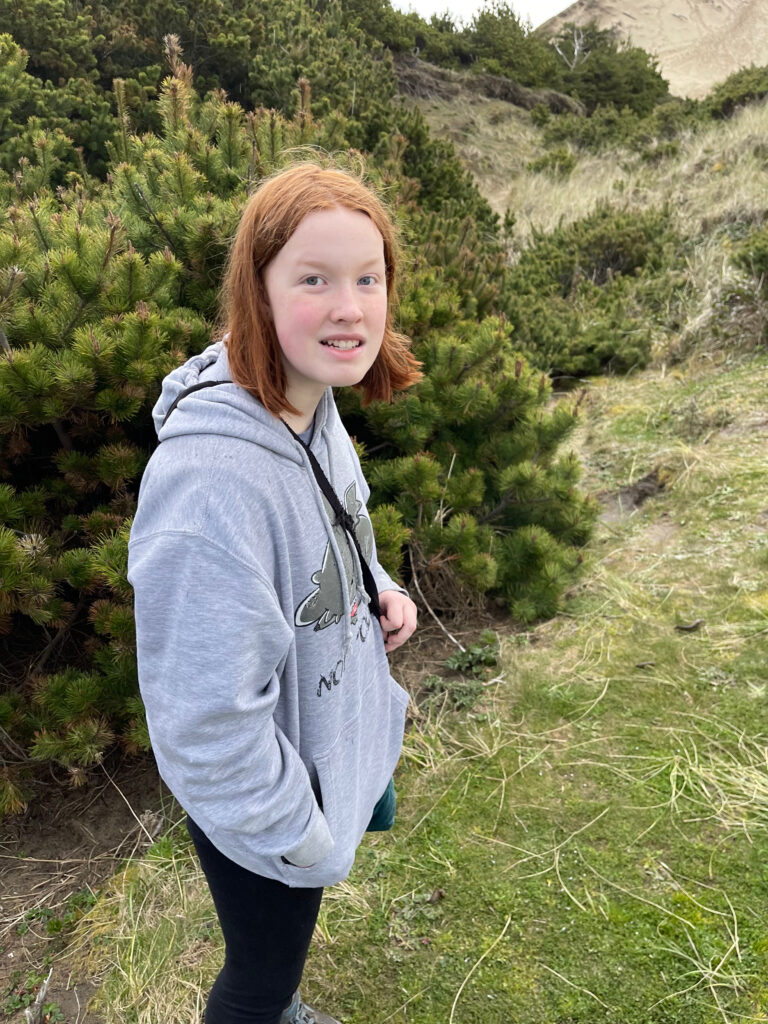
[281,407,315,433]
[282,382,325,433]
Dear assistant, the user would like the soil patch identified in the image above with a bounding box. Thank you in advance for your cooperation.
[393,52,583,114]
[597,468,667,524]
[637,515,680,553]
[1,752,169,1023]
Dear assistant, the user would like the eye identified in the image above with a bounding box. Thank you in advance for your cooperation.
[303,275,323,286]
[358,275,377,286]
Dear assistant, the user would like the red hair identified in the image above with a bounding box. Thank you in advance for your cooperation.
[220,162,422,415]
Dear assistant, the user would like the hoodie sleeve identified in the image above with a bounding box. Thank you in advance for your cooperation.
[128,531,333,867]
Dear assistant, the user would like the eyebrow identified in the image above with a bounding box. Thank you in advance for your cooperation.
[294,254,385,271]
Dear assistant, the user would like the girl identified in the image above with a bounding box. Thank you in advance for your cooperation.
[128,163,421,1024]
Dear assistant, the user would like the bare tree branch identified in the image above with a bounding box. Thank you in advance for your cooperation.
[554,27,589,70]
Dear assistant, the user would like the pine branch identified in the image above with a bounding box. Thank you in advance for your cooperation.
[59,222,118,336]
[407,543,465,653]
[365,441,396,456]
[62,295,88,338]
[30,593,88,676]
[132,184,177,253]
[101,217,120,273]
[27,201,50,252]
[478,491,518,525]
[126,248,136,307]
[2,265,22,301]
[50,418,73,451]
[0,726,31,763]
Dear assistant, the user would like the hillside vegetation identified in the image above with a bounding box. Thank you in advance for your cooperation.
[70,86,768,1022]
[540,0,768,100]
[1,2,768,1021]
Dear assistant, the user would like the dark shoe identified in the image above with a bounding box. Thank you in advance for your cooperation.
[280,991,341,1024]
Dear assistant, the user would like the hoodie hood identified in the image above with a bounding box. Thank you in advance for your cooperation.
[153,340,332,463]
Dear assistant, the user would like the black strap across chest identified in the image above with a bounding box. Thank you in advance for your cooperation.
[283,421,382,623]
[160,380,382,622]
[161,379,233,428]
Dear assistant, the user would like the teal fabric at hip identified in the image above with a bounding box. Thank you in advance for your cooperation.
[366,777,396,832]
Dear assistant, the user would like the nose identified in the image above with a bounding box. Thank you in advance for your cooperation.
[330,282,363,323]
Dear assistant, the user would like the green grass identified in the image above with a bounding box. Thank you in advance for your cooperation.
[75,349,768,1023]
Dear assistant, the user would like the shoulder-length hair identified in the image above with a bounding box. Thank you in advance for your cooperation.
[220,162,422,415]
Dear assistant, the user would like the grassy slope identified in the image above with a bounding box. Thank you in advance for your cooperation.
[418,86,768,246]
[80,349,768,1024]
[71,87,768,1024]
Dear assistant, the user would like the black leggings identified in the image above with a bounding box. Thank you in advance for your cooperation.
[187,817,324,1024]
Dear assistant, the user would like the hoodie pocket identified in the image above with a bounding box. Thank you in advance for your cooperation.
[277,676,410,888]
[321,676,409,848]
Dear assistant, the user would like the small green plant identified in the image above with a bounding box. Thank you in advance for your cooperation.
[2,968,48,1012]
[16,888,97,937]
[420,672,485,711]
[444,629,500,678]
[42,1003,65,1023]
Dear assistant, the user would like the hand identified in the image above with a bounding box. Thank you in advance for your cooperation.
[378,590,418,654]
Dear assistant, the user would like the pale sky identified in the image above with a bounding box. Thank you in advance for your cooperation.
[391,0,569,29]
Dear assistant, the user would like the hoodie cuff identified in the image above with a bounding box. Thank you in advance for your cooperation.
[283,808,334,867]
[373,564,408,599]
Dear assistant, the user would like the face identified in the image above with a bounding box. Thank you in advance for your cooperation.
[263,206,388,418]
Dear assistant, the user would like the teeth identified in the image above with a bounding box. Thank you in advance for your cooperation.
[322,339,360,350]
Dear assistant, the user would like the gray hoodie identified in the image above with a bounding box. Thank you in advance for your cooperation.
[128,342,410,888]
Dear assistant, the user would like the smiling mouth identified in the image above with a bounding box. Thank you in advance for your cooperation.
[321,339,362,350]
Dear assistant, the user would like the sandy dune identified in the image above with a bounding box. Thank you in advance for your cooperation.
[540,0,768,99]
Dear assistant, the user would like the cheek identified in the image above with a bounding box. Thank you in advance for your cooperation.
[372,295,388,338]
[272,300,320,351]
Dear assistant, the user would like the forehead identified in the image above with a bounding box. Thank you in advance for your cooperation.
[284,206,385,263]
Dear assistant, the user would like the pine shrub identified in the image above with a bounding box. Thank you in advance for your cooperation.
[339,315,596,616]
[504,205,682,379]
[541,99,703,156]
[527,146,577,178]
[707,65,768,120]
[0,63,595,810]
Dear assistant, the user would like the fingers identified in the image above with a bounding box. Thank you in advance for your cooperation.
[384,630,408,653]
[378,591,417,653]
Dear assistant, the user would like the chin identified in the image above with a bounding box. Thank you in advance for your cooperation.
[329,368,372,388]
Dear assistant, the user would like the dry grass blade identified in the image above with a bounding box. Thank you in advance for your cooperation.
[448,914,512,1024]
[378,987,428,1023]
[502,806,611,875]
[538,961,613,1011]
[405,766,469,838]
[399,697,456,774]
[580,855,696,930]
